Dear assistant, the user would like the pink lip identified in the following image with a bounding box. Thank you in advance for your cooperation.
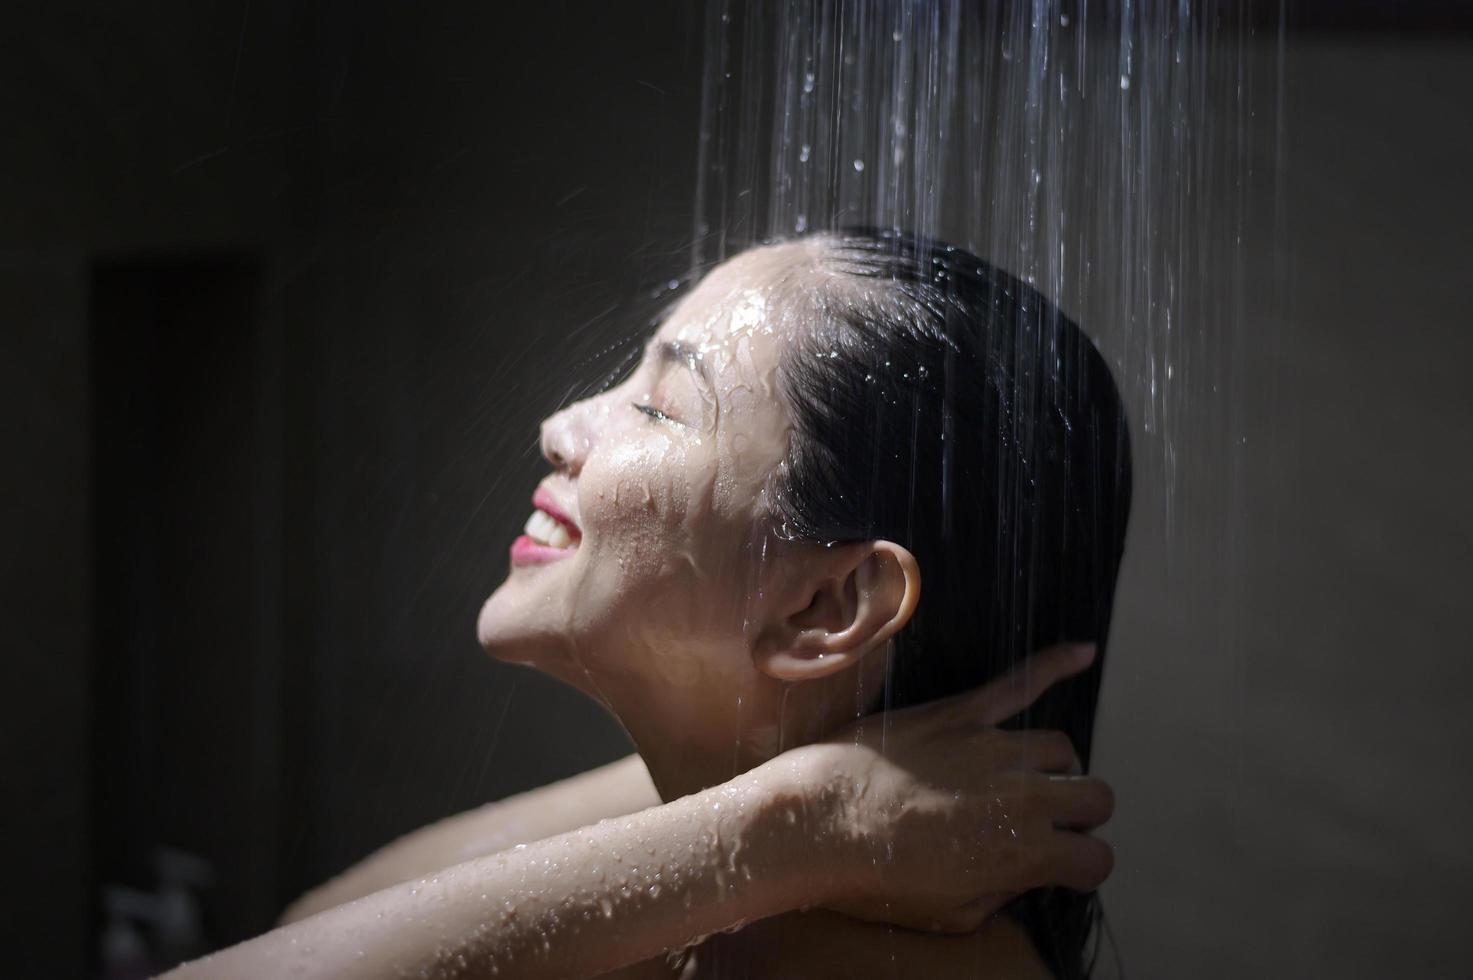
[510,535,574,566]
[510,486,582,567]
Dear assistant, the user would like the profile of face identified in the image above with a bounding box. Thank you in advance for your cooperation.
[477,240,918,774]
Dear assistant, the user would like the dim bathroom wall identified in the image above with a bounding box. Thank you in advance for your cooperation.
[1,3,1470,977]
[1095,37,1473,977]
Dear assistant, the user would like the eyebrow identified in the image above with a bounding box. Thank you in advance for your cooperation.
[653,339,714,393]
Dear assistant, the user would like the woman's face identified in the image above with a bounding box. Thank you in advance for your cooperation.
[477,241,823,714]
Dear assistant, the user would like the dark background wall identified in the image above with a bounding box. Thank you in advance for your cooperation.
[2,4,1470,979]
[4,4,703,975]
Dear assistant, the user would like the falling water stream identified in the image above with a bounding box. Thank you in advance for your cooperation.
[687,2,1283,974]
[692,0,1278,546]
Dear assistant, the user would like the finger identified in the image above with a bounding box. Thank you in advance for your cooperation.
[1044,832,1115,892]
[987,728,1079,774]
[974,642,1097,726]
[1044,775,1115,830]
[953,890,1016,928]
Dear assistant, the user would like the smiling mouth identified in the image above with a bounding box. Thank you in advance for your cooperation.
[510,489,581,566]
[523,508,576,549]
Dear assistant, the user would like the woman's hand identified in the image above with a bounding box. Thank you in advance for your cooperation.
[784,643,1115,933]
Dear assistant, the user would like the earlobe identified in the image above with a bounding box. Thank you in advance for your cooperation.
[752,540,920,683]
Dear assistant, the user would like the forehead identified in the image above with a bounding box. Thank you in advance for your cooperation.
[653,241,823,379]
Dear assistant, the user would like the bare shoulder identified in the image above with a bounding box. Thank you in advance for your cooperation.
[691,909,1053,980]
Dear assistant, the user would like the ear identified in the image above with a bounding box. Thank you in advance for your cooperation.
[753,540,920,683]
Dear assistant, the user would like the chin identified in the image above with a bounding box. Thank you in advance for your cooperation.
[476,575,575,669]
[476,579,536,663]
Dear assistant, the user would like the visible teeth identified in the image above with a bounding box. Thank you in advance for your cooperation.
[523,509,575,549]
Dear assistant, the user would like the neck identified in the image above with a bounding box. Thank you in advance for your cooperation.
[627,730,758,803]
[613,702,782,803]
[609,669,877,803]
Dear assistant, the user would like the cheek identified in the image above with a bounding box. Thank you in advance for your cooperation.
[577,427,754,624]
[586,435,683,532]
[578,430,713,580]
[567,436,741,679]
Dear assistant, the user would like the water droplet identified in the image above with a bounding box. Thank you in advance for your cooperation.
[799,143,810,163]
[1120,74,1131,90]
[853,159,865,172]
[802,72,814,93]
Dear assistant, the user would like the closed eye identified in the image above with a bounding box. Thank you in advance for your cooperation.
[633,402,684,426]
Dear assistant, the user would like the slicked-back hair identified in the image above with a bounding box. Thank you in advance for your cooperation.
[767,227,1133,978]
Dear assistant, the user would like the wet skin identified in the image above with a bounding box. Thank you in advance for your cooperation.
[477,239,1060,977]
[478,239,901,803]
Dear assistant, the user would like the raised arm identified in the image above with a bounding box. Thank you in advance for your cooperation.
[280,754,659,923]
[173,762,822,980]
[169,644,1112,980]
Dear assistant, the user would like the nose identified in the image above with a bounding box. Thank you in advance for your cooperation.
[540,404,587,476]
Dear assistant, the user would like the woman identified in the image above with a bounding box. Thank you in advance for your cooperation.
[171,229,1130,978]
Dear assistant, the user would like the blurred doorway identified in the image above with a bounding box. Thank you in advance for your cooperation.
[89,254,284,973]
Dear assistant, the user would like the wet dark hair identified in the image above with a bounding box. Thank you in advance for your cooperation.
[768,227,1133,979]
